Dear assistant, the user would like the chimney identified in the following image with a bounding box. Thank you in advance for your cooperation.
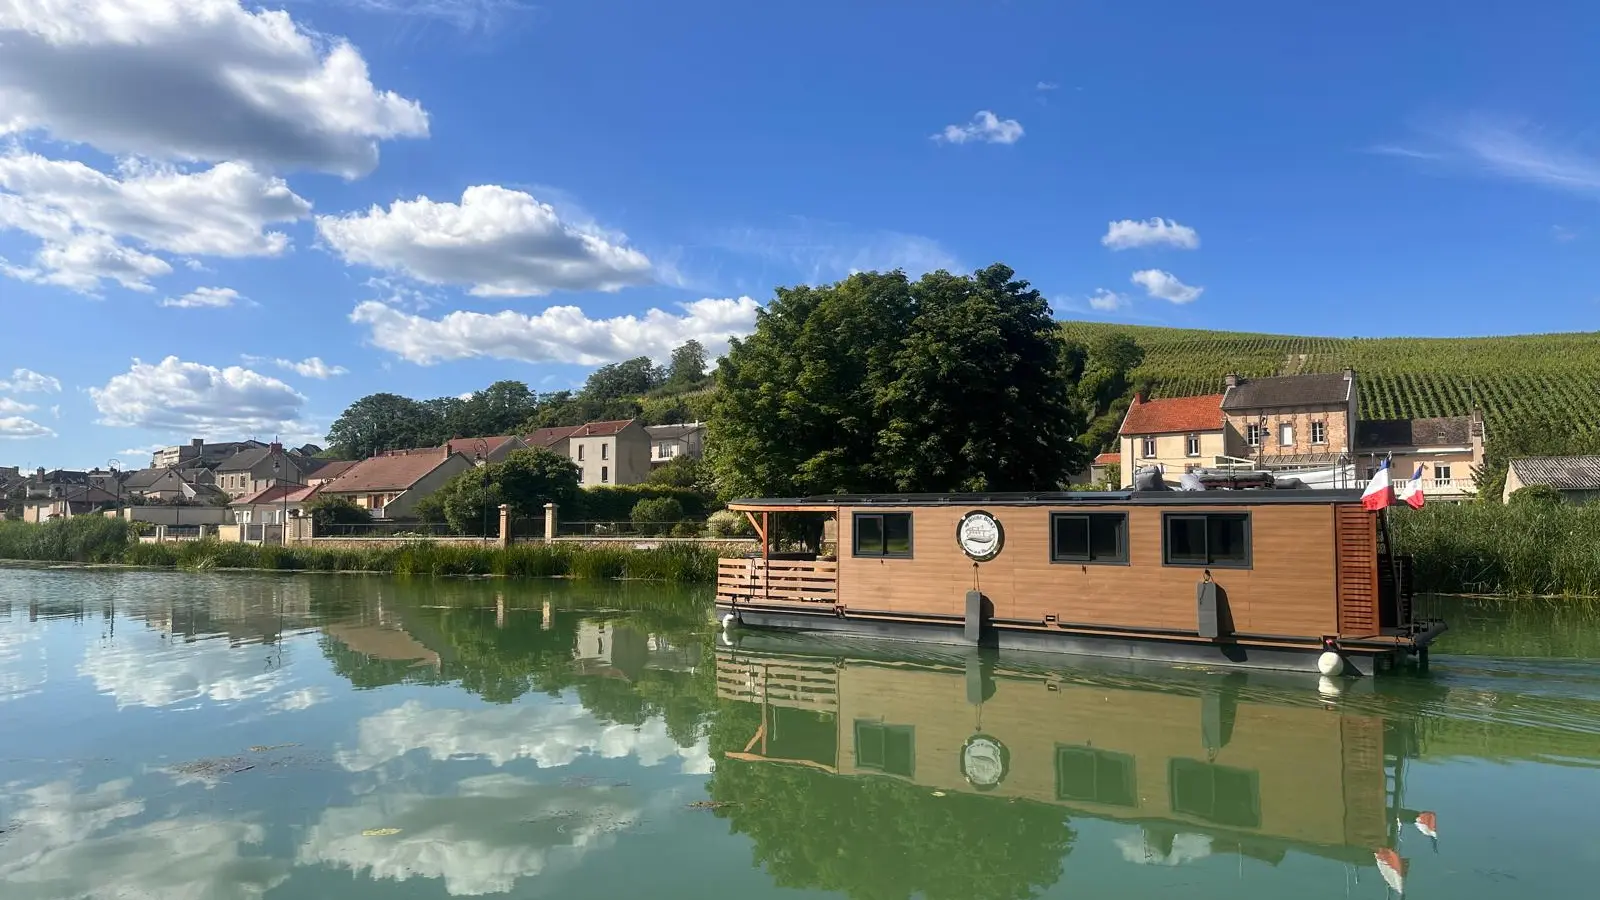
[36,466,45,478]
[1223,373,1238,389]
[1343,367,1355,381]
[191,438,203,448]
[1133,390,1146,404]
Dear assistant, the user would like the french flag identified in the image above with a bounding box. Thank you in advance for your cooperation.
[1362,459,1395,511]
[1397,464,1426,509]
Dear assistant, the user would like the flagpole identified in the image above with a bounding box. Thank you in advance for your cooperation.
[1381,452,1403,629]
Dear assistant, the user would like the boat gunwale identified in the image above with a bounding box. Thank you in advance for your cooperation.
[728,489,1366,511]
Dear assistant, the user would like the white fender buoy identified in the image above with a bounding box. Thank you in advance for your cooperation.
[1317,675,1343,697]
[1317,651,1345,677]
[720,613,735,630]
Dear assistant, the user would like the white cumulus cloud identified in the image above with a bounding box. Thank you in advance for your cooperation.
[351,296,758,366]
[1131,268,1204,304]
[0,0,428,177]
[161,287,246,309]
[1102,217,1200,250]
[3,232,172,294]
[0,153,311,257]
[0,416,55,438]
[0,396,36,413]
[274,357,348,379]
[1087,289,1128,311]
[89,356,307,436]
[0,367,61,392]
[317,185,654,297]
[933,110,1024,145]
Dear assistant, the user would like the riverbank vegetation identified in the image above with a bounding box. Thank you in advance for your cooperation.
[8,500,1600,595]
[0,518,722,582]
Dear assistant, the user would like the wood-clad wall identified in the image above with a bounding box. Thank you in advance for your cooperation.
[1334,507,1380,638]
[837,503,1343,638]
[834,663,1388,850]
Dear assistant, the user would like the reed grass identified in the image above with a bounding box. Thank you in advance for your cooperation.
[0,519,725,585]
[1391,502,1600,596]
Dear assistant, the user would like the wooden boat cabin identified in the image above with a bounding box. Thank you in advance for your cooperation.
[715,489,1446,674]
[714,644,1436,890]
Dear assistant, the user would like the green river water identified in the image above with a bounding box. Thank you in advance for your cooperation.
[1,566,1598,898]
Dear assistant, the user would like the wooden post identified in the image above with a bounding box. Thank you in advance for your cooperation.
[543,502,558,544]
[497,504,511,548]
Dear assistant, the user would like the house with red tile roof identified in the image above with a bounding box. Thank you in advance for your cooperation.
[318,448,474,519]
[1116,393,1227,487]
[229,482,326,525]
[440,435,529,464]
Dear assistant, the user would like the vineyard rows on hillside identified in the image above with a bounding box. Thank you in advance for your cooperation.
[1062,322,1600,439]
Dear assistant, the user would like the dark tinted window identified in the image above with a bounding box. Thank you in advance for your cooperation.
[853,513,912,558]
[1051,513,1127,564]
[1055,746,1137,806]
[855,721,915,777]
[1169,759,1260,828]
[1164,513,1250,568]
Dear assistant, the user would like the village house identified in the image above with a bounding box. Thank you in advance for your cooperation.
[317,448,473,519]
[1502,456,1600,504]
[150,438,268,470]
[119,465,219,503]
[1354,412,1485,501]
[1220,370,1358,473]
[441,435,529,465]
[566,419,651,486]
[21,486,119,522]
[230,482,323,525]
[645,422,707,468]
[1087,451,1119,485]
[214,442,324,499]
[525,425,580,456]
[304,459,358,487]
[1117,393,1227,487]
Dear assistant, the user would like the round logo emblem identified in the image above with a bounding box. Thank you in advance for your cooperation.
[960,734,1010,789]
[957,511,1003,561]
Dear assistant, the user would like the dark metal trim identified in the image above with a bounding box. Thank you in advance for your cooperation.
[732,488,1363,509]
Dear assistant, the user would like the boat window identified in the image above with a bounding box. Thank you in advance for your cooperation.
[853,512,913,558]
[1169,758,1260,828]
[854,721,915,777]
[1163,513,1251,568]
[1051,512,1127,564]
[1055,745,1137,806]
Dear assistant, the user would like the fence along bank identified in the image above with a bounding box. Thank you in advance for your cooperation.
[715,489,1446,675]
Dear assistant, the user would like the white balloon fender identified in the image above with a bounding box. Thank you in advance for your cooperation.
[1316,651,1346,677]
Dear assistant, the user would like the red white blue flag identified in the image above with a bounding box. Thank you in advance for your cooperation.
[1362,459,1395,511]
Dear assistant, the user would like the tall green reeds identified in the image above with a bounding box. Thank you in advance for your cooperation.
[0,521,728,585]
[1391,502,1600,596]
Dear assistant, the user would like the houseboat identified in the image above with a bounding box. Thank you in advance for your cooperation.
[714,489,1446,675]
[713,644,1438,893]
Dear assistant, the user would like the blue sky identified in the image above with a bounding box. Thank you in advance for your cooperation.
[1,0,1596,468]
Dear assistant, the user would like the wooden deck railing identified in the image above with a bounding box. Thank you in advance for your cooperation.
[716,557,838,606]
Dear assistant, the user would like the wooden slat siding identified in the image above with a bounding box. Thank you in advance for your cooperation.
[1335,506,1380,638]
[837,503,1340,639]
[1339,714,1390,849]
[716,558,838,605]
[715,659,840,712]
[830,662,1364,849]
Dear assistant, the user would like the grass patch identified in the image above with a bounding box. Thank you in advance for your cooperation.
[1392,502,1600,596]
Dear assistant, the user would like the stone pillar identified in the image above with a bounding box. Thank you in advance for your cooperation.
[497,504,511,548]
[543,502,558,545]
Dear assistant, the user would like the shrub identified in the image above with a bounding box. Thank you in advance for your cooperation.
[631,497,686,536]
[1508,484,1564,507]
[706,509,755,538]
[305,495,372,528]
[572,485,710,521]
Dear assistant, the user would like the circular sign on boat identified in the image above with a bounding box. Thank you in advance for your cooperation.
[957,510,1003,561]
[960,734,1010,789]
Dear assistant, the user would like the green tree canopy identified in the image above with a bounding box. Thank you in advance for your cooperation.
[709,265,1087,497]
[431,449,580,535]
[327,393,444,459]
[666,340,708,387]
[583,356,663,401]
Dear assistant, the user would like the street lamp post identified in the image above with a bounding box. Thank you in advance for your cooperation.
[107,457,121,514]
[473,438,490,542]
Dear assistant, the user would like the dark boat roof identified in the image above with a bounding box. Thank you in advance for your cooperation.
[730,489,1365,509]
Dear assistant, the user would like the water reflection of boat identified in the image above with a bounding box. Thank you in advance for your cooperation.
[712,642,1439,890]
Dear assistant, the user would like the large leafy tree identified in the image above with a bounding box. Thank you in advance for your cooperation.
[583,356,663,401]
[710,265,1087,497]
[432,448,580,534]
[666,339,708,388]
[878,264,1086,490]
[709,270,914,498]
[326,393,444,459]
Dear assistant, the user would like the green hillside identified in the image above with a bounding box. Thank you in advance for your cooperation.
[1061,322,1600,441]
